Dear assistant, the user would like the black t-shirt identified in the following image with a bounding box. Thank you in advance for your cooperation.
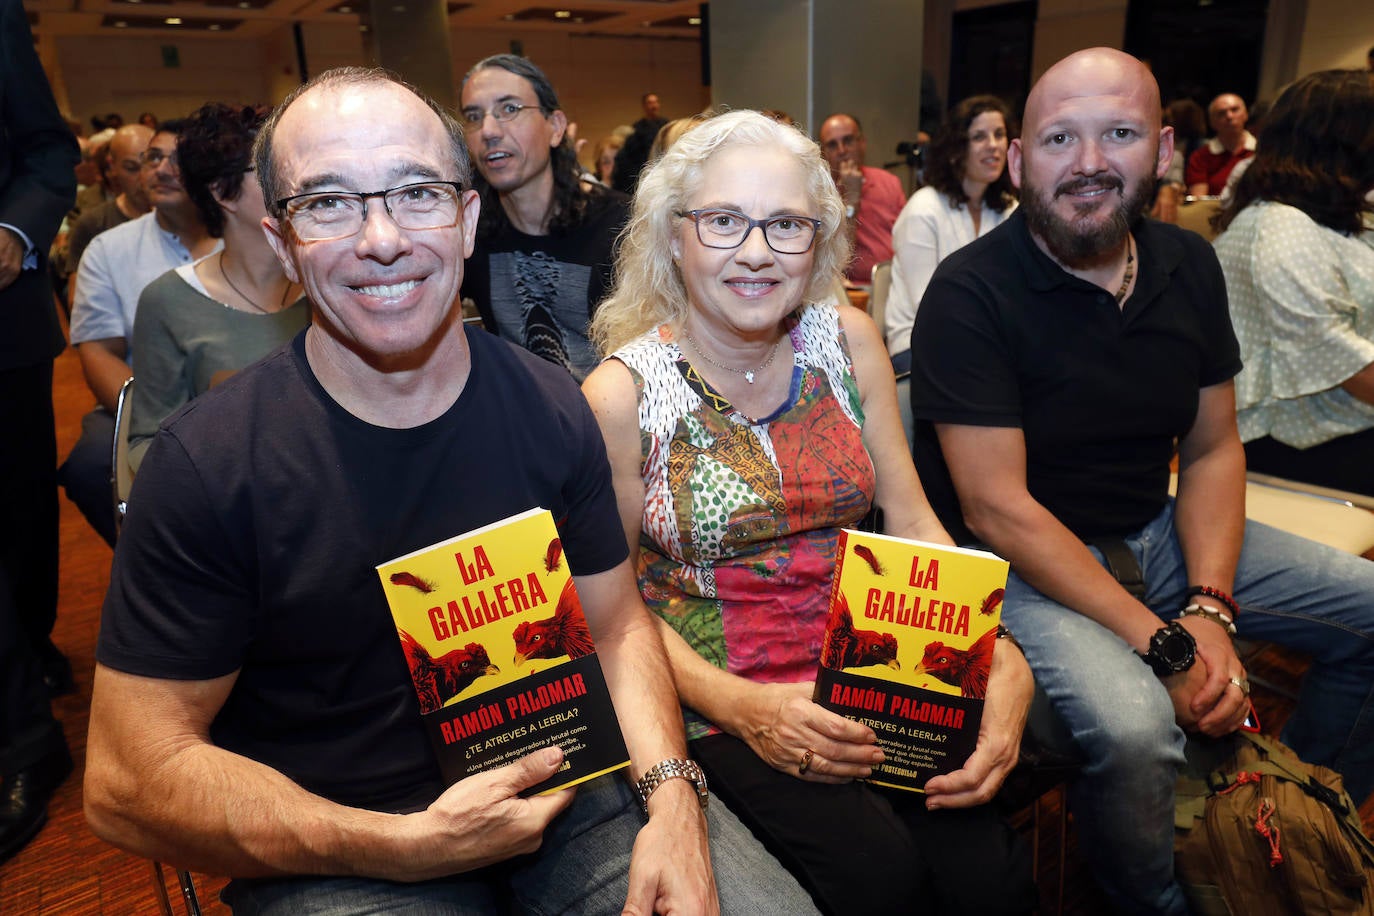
[910,210,1242,543]
[463,188,629,380]
[98,327,629,813]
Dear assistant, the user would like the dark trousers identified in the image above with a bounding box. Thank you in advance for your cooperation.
[0,569,62,773]
[58,406,117,547]
[692,732,1035,916]
[0,361,60,650]
[0,361,63,772]
[1244,431,1374,498]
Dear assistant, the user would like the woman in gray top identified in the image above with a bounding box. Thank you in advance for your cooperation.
[129,102,307,470]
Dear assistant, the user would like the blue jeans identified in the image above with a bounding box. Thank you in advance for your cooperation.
[1003,499,1374,916]
[220,776,818,915]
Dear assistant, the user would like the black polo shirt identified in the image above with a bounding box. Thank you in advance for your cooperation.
[909,209,1241,543]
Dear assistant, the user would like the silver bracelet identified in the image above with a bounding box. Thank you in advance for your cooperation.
[1180,603,1236,637]
[633,757,709,813]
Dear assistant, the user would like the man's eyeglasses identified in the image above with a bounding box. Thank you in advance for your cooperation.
[677,209,822,255]
[140,149,178,169]
[276,181,465,242]
[459,101,539,133]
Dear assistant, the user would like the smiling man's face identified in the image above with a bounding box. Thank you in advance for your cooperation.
[1009,49,1172,267]
[262,80,479,364]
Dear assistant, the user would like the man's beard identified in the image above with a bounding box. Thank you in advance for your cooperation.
[1020,172,1154,269]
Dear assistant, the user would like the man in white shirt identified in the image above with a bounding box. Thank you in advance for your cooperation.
[60,119,216,546]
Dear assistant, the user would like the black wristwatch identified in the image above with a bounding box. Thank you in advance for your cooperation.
[1138,621,1197,677]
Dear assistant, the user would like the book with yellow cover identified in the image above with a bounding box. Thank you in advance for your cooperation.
[377,507,629,795]
[814,529,1009,792]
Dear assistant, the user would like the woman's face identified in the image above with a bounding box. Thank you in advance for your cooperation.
[597,146,618,182]
[962,110,1009,188]
[673,143,816,343]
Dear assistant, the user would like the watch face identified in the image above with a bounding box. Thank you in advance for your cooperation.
[1153,624,1196,671]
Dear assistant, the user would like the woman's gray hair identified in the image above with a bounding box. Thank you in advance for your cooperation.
[590,109,850,356]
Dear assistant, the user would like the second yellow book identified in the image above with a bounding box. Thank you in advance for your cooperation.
[814,529,1009,791]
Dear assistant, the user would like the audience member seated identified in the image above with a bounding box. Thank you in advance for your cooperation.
[885,95,1018,373]
[459,54,629,381]
[72,138,110,218]
[62,117,216,546]
[583,110,1036,916]
[649,113,709,163]
[591,133,623,186]
[1153,98,1206,223]
[1186,93,1255,197]
[819,113,905,286]
[909,48,1374,915]
[64,124,153,306]
[1213,69,1374,496]
[84,67,814,916]
[128,102,308,472]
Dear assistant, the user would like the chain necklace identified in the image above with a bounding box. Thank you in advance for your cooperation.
[1114,235,1136,305]
[220,252,290,315]
[681,331,783,385]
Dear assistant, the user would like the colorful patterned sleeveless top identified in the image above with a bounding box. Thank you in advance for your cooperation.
[613,303,878,738]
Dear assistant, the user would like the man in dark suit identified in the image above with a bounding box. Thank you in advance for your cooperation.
[0,0,79,866]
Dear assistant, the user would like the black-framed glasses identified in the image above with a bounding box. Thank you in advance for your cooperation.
[140,149,178,169]
[677,209,822,255]
[276,181,464,242]
[459,101,539,133]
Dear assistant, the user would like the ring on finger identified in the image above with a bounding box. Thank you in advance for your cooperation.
[798,748,816,776]
[1229,675,1251,696]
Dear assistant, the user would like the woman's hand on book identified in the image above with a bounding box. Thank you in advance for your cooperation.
[923,639,1033,808]
[731,681,884,784]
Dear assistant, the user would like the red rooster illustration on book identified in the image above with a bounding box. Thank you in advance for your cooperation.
[398,630,500,714]
[914,625,998,699]
[512,578,594,668]
[820,594,900,671]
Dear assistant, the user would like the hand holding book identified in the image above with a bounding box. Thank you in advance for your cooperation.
[814,529,1031,793]
[411,746,577,879]
[924,633,1034,808]
[728,680,884,784]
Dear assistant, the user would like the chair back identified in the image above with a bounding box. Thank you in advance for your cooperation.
[1177,196,1222,242]
[111,376,135,535]
[869,260,893,344]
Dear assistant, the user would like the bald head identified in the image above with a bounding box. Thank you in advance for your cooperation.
[819,113,865,177]
[109,124,154,162]
[107,124,154,203]
[1023,48,1162,140]
[1009,47,1171,269]
[1207,93,1248,147]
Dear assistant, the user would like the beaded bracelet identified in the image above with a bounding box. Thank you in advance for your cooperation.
[1180,603,1237,637]
[1186,585,1240,620]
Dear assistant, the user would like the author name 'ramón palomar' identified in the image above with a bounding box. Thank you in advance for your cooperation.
[815,530,1009,791]
[377,508,629,796]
